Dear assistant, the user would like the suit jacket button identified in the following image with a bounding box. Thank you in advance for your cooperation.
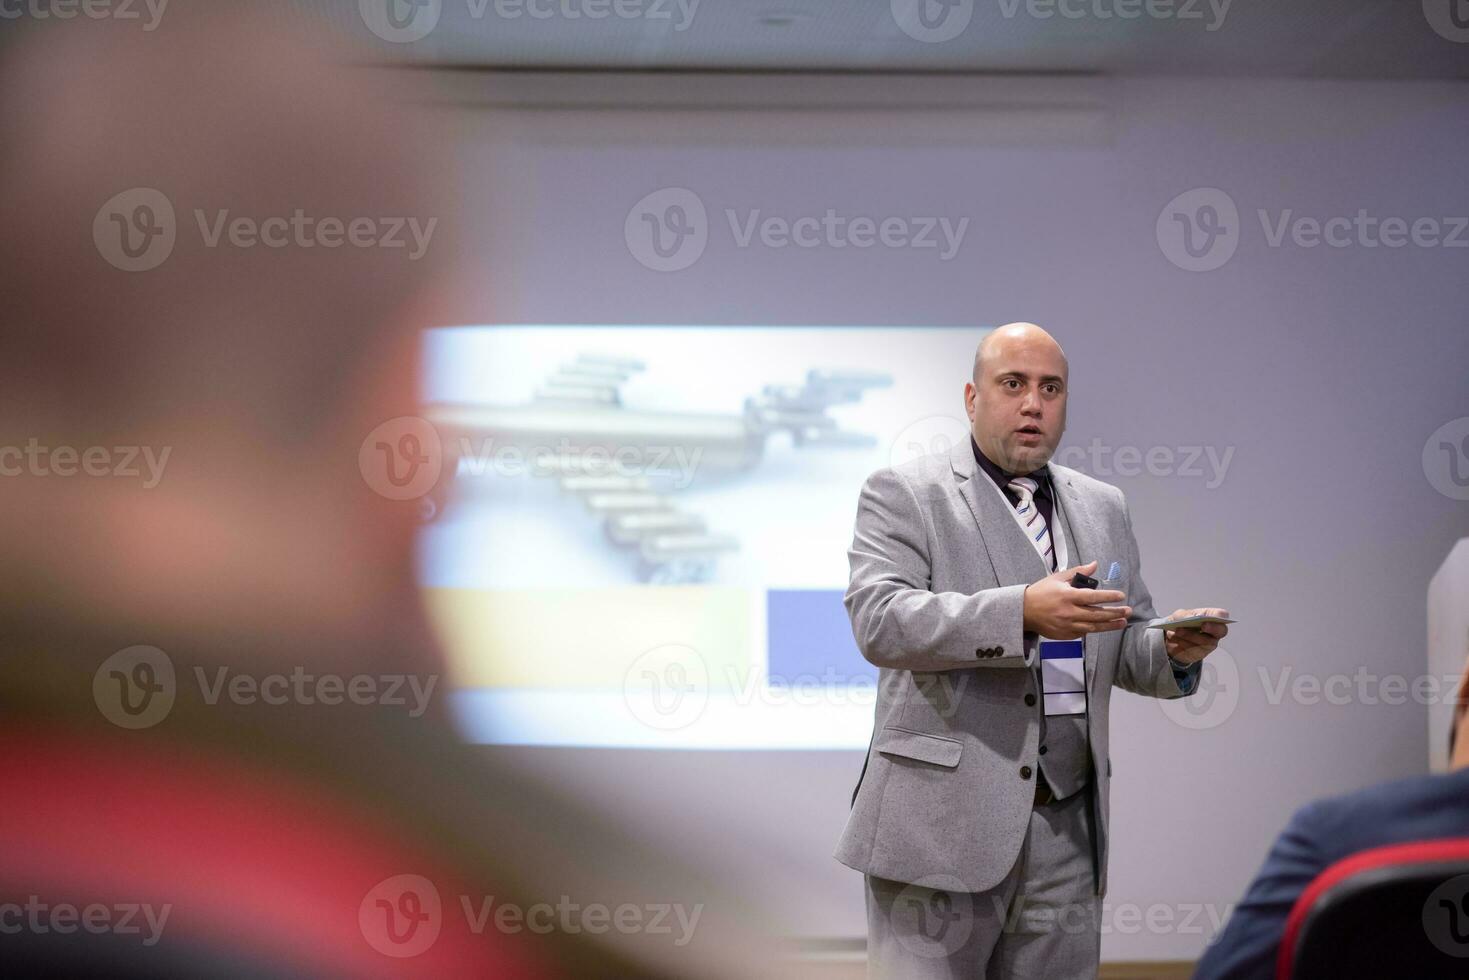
[995,646,1004,655]
[1039,745,1048,755]
[974,647,983,658]
[1020,766,1033,780]
[1024,694,1036,707]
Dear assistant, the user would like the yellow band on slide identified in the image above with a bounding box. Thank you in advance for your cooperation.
[423,586,754,690]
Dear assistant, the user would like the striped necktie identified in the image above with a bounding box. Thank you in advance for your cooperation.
[1007,476,1054,572]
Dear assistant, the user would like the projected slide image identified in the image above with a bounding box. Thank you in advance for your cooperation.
[419,325,984,749]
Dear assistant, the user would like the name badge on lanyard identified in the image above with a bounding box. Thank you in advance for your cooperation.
[994,475,1087,717]
[1039,639,1086,716]
[1036,498,1085,716]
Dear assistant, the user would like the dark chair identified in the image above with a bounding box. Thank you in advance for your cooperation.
[1278,838,1469,980]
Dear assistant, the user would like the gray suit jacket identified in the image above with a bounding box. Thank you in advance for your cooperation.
[833,440,1197,896]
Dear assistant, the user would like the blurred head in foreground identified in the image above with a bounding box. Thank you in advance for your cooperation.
[0,11,774,978]
[0,14,439,666]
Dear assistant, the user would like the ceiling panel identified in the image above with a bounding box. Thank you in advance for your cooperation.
[288,0,1469,78]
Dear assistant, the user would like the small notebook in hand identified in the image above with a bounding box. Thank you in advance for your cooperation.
[1146,615,1236,631]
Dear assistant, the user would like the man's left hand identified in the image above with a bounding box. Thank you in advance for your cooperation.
[1164,607,1230,665]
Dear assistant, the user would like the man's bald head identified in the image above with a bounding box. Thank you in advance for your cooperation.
[973,322,1068,386]
[965,322,1069,474]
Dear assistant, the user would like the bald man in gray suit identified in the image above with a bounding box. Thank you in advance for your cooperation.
[836,324,1229,978]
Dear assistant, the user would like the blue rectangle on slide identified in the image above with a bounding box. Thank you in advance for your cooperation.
[767,589,876,685]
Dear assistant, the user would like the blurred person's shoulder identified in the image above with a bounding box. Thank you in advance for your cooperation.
[1283,767,1469,863]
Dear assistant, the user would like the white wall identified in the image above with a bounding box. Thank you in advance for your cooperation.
[445,73,1469,959]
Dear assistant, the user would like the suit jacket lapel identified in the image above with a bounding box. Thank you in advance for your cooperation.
[948,441,1049,589]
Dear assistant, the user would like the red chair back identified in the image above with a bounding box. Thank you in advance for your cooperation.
[1278,838,1469,980]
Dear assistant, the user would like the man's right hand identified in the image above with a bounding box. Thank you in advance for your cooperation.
[1021,560,1131,640]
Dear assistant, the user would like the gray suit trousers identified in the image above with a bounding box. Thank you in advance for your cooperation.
[865,788,1100,979]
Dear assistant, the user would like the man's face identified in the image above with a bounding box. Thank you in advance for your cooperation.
[964,336,1068,475]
